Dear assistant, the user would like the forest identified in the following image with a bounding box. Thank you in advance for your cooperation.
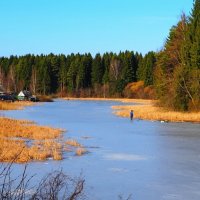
[0,51,155,98]
[0,0,199,112]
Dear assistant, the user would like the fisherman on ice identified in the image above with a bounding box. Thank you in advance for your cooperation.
[130,110,134,120]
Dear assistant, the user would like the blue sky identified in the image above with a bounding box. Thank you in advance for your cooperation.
[0,0,193,57]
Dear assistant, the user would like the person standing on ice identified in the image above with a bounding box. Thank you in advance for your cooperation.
[130,110,134,120]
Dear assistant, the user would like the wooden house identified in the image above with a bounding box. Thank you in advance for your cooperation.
[17,90,32,101]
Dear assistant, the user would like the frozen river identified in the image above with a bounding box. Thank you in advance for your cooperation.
[2,99,200,200]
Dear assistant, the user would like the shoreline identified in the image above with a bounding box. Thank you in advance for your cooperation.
[0,101,88,163]
[0,101,64,163]
[0,101,35,110]
[63,97,200,123]
[112,104,200,123]
[63,97,154,104]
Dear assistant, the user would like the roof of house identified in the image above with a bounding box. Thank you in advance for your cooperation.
[18,90,32,97]
[18,91,25,97]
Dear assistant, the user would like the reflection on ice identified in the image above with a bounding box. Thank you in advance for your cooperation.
[104,153,147,161]
[109,168,129,173]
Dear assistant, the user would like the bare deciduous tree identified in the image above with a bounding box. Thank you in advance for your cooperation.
[0,162,85,200]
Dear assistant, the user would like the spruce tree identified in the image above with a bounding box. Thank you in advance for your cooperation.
[91,53,104,87]
[189,0,200,69]
[181,0,200,110]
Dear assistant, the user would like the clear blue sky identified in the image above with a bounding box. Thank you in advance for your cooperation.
[0,0,193,57]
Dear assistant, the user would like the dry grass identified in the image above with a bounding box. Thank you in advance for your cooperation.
[32,140,63,160]
[76,148,87,156]
[0,138,30,163]
[66,139,88,156]
[0,117,88,162]
[0,138,64,163]
[0,117,65,163]
[0,101,63,163]
[0,117,63,140]
[66,139,82,147]
[0,101,34,110]
[112,102,200,123]
[0,99,89,163]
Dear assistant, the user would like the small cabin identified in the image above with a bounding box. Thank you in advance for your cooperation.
[17,90,32,101]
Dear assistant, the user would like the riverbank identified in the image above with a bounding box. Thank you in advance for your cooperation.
[0,101,86,163]
[63,97,200,123]
[0,101,64,163]
[112,101,200,123]
[64,97,154,104]
[0,101,35,110]
[0,117,64,163]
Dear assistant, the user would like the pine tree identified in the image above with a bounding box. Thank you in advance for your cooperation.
[37,58,50,95]
[188,0,200,69]
[67,56,79,92]
[49,54,60,93]
[91,53,104,86]
[182,0,200,110]
[58,55,67,96]
[137,51,156,86]
[121,51,136,84]
[154,15,188,110]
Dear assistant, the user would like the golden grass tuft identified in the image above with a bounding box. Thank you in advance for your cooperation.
[66,139,82,147]
[66,139,88,156]
[76,148,87,156]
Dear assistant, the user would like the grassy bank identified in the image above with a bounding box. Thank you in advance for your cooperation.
[0,117,64,163]
[64,97,200,123]
[112,101,200,123]
[0,101,87,163]
[0,101,34,110]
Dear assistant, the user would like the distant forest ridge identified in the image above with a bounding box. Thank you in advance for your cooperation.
[0,0,199,111]
[0,51,155,97]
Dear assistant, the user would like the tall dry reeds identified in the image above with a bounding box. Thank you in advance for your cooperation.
[0,100,88,163]
[112,102,200,123]
[0,101,34,110]
[66,139,82,147]
[0,116,88,163]
[0,117,63,140]
[0,117,65,163]
[76,148,87,156]
[66,139,87,156]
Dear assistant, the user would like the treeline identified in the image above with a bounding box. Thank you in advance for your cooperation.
[0,0,199,111]
[0,51,156,98]
[154,0,200,111]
